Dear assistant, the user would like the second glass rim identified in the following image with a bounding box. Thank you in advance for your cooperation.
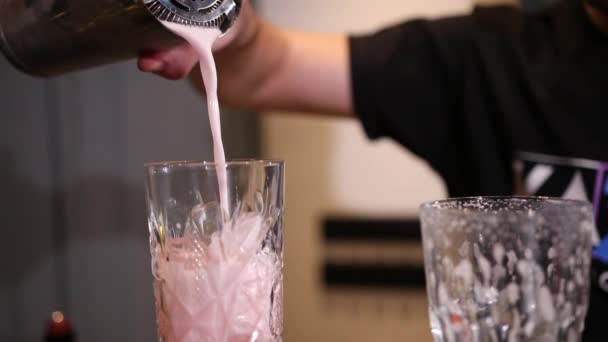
[420,195,593,212]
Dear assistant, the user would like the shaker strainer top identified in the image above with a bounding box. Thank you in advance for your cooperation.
[143,0,242,32]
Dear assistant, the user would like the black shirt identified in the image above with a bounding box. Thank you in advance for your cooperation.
[350,0,608,340]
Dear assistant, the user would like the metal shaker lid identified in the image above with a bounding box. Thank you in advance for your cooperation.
[143,0,242,32]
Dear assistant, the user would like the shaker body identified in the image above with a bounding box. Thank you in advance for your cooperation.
[0,0,182,77]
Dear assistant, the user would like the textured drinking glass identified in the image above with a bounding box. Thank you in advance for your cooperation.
[145,160,284,342]
[420,197,594,342]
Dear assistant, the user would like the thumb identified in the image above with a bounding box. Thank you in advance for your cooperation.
[138,43,199,80]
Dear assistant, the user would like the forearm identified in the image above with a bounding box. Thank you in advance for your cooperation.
[265,28,353,116]
[206,21,354,117]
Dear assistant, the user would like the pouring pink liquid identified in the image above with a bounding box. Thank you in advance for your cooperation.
[150,23,280,342]
[163,23,230,216]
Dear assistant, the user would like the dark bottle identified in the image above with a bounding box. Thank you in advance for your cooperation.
[45,311,76,342]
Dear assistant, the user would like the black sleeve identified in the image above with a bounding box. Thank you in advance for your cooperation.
[349,14,475,175]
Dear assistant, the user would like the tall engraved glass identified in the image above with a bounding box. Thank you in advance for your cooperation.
[145,160,284,342]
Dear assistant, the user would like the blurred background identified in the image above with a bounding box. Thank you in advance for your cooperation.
[0,0,557,341]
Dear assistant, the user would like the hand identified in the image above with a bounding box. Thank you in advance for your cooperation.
[138,2,352,116]
[138,0,258,80]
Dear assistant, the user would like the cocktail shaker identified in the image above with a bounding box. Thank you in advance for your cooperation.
[0,0,242,77]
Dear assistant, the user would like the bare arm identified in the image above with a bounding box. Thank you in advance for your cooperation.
[211,22,353,116]
[139,3,353,117]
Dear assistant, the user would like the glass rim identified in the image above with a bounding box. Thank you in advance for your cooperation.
[420,196,592,212]
[145,159,284,171]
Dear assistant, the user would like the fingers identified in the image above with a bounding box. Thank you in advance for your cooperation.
[138,43,199,80]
